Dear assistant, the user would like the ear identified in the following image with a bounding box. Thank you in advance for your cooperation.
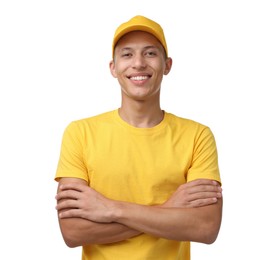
[109,60,117,78]
[164,57,173,75]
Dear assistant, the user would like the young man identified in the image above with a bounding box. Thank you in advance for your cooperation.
[55,15,222,260]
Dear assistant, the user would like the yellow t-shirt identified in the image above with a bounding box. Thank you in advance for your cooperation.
[55,109,221,260]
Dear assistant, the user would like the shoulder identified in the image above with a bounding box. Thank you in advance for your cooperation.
[165,112,216,141]
[63,110,116,136]
[68,110,115,127]
[166,112,208,131]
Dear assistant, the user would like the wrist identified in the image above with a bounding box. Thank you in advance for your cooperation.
[109,200,124,222]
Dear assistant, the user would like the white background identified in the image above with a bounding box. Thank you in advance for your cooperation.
[1,0,276,259]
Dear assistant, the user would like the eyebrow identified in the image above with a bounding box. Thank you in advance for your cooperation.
[120,45,160,52]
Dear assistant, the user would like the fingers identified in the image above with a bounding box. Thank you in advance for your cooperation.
[184,179,222,195]
[167,179,222,208]
[55,189,82,201]
[56,198,79,211]
[58,182,87,192]
[58,208,82,219]
[186,179,220,188]
[56,182,90,204]
[55,185,85,213]
[188,197,218,208]
[187,190,222,203]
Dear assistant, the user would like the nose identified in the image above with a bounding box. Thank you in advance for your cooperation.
[132,54,146,69]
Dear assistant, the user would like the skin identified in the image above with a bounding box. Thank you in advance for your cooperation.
[110,31,172,128]
[56,178,222,247]
[56,31,223,248]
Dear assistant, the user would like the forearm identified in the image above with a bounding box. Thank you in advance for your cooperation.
[112,198,222,244]
[56,178,141,247]
[56,179,222,245]
[59,217,141,247]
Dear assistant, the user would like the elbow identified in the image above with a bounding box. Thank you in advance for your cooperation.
[195,228,219,245]
[64,238,79,248]
[65,241,78,248]
[59,220,84,248]
[59,219,100,247]
[201,199,223,244]
[200,220,221,245]
[202,231,219,245]
[62,229,81,248]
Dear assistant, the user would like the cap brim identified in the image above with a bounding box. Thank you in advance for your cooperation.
[112,25,167,57]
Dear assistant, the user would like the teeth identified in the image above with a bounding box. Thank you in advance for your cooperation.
[130,76,148,81]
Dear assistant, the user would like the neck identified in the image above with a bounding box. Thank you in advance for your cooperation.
[119,100,164,128]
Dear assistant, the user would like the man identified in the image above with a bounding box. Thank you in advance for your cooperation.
[55,15,222,260]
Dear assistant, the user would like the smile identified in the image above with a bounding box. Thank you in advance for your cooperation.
[129,76,149,81]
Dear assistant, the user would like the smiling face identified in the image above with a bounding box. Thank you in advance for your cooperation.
[110,31,172,102]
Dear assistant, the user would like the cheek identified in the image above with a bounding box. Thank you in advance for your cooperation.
[158,65,167,77]
[115,64,130,79]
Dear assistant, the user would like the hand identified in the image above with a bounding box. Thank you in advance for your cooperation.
[162,179,222,208]
[55,183,115,223]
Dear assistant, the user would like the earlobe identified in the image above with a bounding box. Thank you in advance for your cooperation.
[109,60,117,78]
[164,57,173,75]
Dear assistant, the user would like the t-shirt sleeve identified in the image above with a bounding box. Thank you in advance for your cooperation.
[55,121,88,182]
[187,127,221,185]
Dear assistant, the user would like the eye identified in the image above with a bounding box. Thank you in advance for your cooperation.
[121,52,132,58]
[145,50,157,57]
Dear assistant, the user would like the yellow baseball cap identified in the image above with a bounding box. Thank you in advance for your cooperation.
[112,15,168,58]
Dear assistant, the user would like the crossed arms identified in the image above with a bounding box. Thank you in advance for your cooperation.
[55,177,222,248]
